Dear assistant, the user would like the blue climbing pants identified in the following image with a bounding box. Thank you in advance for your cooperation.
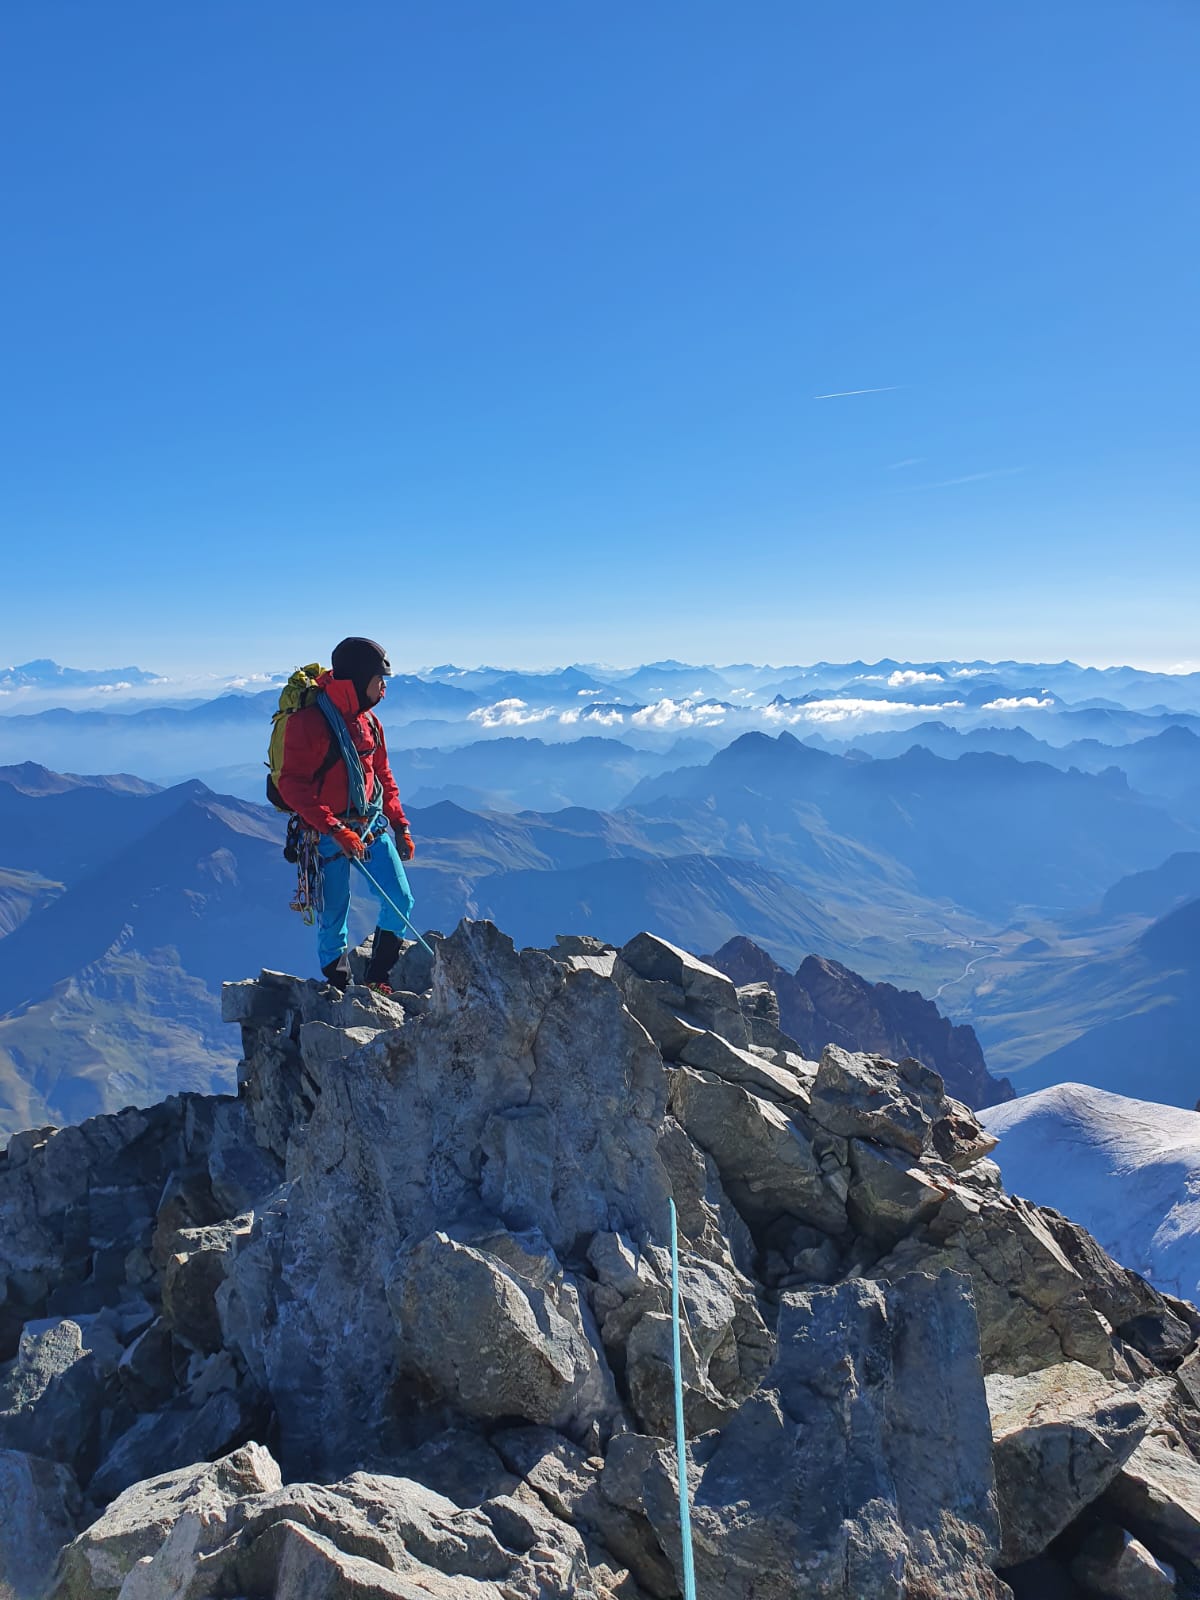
[317,829,415,970]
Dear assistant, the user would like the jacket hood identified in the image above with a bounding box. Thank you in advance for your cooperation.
[319,673,364,718]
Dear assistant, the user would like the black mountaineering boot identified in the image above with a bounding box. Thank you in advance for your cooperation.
[321,953,352,992]
[364,928,402,989]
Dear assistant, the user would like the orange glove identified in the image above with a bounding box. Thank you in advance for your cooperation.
[330,823,366,859]
[395,825,415,861]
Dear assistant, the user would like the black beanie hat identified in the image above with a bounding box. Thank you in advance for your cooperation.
[331,636,391,709]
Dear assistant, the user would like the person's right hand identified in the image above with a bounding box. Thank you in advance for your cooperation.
[330,824,366,859]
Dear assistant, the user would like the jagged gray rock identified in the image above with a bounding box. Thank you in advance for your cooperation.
[985,1361,1151,1564]
[667,1065,847,1234]
[1103,1431,1200,1565]
[492,1425,676,1597]
[4,918,1200,1599]
[0,1448,81,1600]
[79,1445,616,1600]
[52,1442,281,1599]
[870,1185,1118,1376]
[387,1226,617,1434]
[1070,1524,1175,1599]
[809,1043,946,1157]
[642,1272,1008,1599]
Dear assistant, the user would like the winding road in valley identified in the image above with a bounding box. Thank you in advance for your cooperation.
[935,943,1003,1000]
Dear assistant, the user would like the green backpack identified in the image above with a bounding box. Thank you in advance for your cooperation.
[265,663,337,811]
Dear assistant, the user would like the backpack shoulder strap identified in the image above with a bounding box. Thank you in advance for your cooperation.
[313,726,341,788]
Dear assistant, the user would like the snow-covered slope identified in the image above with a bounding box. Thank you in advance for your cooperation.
[982,1082,1200,1303]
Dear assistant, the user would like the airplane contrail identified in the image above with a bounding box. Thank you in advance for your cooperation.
[812,385,901,399]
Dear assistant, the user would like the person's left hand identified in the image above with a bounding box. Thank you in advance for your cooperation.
[395,825,415,861]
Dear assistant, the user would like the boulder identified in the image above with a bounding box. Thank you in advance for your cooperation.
[387,1228,618,1435]
[734,980,782,1049]
[0,1317,122,1482]
[677,1029,808,1104]
[872,1191,1117,1376]
[642,1271,1006,1599]
[808,1045,946,1156]
[617,933,748,1046]
[985,1361,1151,1564]
[160,1222,246,1354]
[0,1449,81,1600]
[492,1426,676,1597]
[1103,1431,1200,1565]
[1070,1524,1175,1599]
[668,1066,847,1236]
[1037,1207,1197,1370]
[611,964,706,1060]
[51,1442,280,1599]
[846,1138,949,1248]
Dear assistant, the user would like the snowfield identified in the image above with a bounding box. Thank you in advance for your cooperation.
[982,1081,1200,1304]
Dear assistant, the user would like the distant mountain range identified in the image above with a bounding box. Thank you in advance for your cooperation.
[0,659,164,690]
[708,935,1012,1109]
[829,723,1200,825]
[2,657,1197,784]
[623,731,1197,920]
[0,753,1007,1137]
[1,704,1196,1133]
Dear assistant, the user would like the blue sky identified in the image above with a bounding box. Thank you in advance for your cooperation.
[2,2,1197,673]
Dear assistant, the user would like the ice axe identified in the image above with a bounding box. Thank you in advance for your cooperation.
[351,855,437,959]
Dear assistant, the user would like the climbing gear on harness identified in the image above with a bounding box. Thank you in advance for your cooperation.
[285,816,323,925]
[351,856,436,958]
[669,1198,698,1600]
[266,664,341,810]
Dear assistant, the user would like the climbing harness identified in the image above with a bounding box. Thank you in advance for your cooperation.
[284,816,323,925]
[351,853,436,958]
[669,1198,699,1600]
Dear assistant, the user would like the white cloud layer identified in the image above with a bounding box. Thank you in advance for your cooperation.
[630,698,727,729]
[468,698,557,728]
[982,696,1054,710]
[765,697,966,724]
[887,669,944,687]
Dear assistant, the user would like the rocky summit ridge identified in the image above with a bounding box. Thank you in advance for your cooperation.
[4,923,1200,1598]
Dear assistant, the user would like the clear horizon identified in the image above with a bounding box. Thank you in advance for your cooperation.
[2,649,1199,690]
[3,4,1198,670]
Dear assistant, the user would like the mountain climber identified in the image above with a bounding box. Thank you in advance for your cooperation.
[276,636,415,992]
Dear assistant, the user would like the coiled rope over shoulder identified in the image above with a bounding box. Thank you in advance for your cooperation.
[315,690,369,817]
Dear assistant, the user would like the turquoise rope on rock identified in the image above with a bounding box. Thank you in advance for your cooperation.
[669,1198,699,1600]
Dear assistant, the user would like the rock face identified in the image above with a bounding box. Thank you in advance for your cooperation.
[2,921,1199,1598]
[710,935,1014,1109]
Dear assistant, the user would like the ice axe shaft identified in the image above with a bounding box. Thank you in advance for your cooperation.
[351,856,436,958]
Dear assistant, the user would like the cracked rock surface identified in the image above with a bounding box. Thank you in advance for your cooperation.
[2,922,1200,1598]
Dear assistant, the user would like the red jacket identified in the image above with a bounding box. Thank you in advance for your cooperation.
[277,673,410,836]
